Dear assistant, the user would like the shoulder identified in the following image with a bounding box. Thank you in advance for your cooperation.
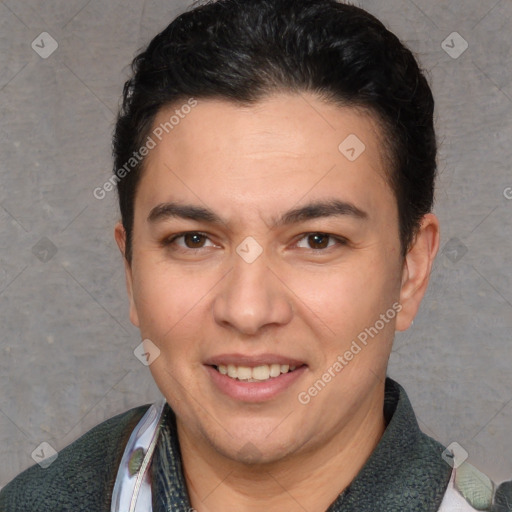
[0,404,151,512]
[438,462,512,511]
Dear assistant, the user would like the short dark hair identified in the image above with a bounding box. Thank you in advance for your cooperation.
[113,0,436,262]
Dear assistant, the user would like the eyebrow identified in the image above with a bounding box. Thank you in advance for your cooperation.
[147,198,368,228]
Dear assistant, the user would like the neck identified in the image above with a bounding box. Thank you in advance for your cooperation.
[177,384,386,512]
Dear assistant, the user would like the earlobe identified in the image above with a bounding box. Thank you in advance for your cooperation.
[396,213,440,331]
[114,222,140,328]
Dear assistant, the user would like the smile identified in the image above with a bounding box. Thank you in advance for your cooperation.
[205,359,307,402]
[215,363,298,382]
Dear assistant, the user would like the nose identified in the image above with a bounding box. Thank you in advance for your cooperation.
[212,251,294,336]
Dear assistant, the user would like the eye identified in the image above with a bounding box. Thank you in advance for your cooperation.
[295,232,346,250]
[163,231,216,250]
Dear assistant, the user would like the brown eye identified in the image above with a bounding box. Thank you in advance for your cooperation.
[295,232,346,251]
[183,233,207,248]
[163,232,215,251]
[307,234,330,249]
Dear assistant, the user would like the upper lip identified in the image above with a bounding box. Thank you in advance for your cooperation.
[204,353,307,368]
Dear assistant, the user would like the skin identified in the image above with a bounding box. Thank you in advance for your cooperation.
[115,93,439,511]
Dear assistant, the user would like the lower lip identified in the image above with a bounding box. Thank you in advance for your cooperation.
[205,365,307,403]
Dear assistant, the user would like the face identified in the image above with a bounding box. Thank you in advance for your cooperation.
[116,93,436,465]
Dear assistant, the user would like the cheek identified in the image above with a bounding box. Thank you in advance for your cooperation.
[131,260,208,340]
[131,263,210,399]
[287,256,399,337]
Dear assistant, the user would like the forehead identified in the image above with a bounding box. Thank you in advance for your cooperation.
[135,93,395,224]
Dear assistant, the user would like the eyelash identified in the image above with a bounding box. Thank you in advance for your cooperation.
[162,231,348,253]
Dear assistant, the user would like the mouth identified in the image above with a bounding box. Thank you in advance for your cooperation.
[204,356,308,402]
[211,363,304,382]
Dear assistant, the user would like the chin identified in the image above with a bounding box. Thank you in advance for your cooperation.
[208,420,302,464]
[222,438,295,466]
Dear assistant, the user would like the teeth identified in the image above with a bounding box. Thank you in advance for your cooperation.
[227,364,237,378]
[237,366,253,380]
[252,365,270,380]
[216,363,299,381]
[269,364,281,378]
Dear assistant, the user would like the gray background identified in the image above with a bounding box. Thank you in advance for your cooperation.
[1,0,511,489]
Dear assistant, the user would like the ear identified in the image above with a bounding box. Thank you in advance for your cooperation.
[396,213,440,331]
[114,222,140,328]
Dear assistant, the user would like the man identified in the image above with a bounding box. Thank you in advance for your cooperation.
[1,0,510,510]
